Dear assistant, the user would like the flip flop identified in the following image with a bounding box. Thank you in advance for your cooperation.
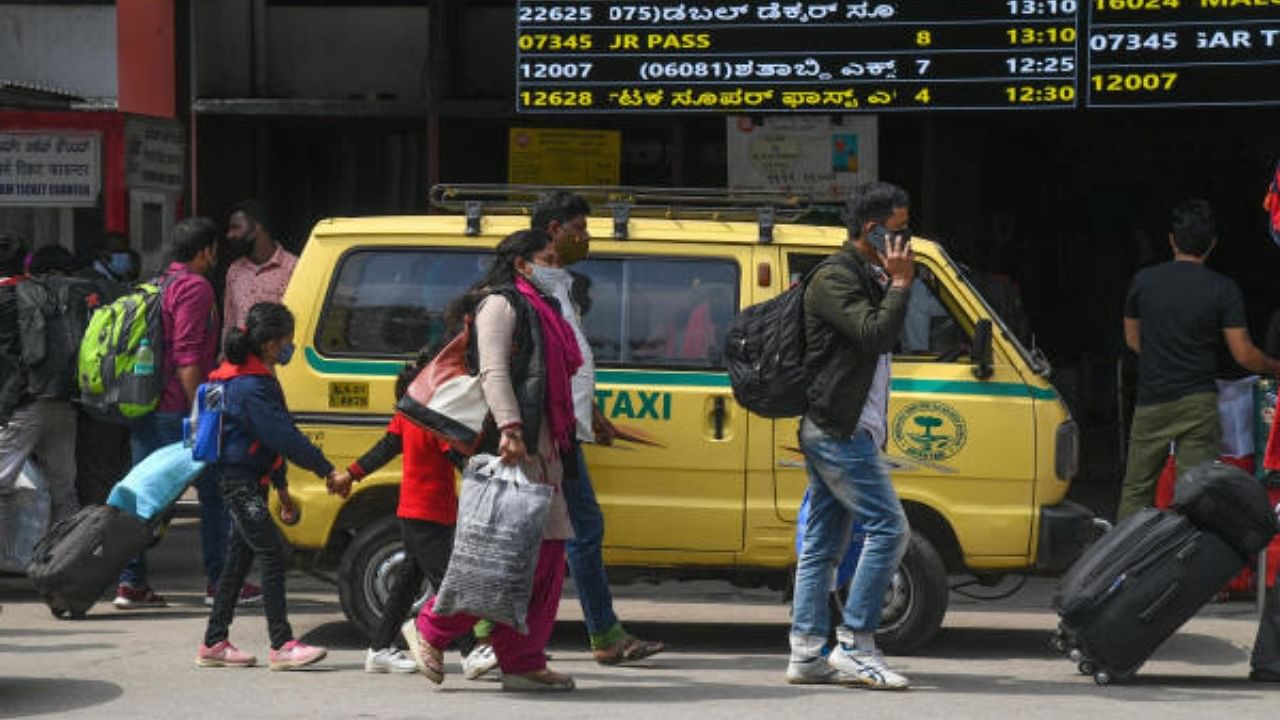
[593,635,665,666]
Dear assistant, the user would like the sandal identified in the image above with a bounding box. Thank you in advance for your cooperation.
[502,668,575,692]
[400,619,445,684]
[593,635,665,666]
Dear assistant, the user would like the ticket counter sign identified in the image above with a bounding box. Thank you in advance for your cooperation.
[508,127,621,186]
[0,132,101,207]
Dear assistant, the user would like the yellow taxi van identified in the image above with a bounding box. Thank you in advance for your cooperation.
[272,186,1093,653]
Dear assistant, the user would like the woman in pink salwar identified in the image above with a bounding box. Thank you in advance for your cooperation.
[401,229,580,692]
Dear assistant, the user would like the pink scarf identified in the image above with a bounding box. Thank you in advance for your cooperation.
[515,276,583,453]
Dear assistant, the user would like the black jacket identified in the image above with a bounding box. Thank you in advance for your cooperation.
[802,243,910,439]
[0,278,30,424]
[466,286,549,454]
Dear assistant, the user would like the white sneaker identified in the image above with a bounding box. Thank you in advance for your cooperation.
[463,643,499,680]
[785,654,846,684]
[365,648,419,674]
[828,644,910,690]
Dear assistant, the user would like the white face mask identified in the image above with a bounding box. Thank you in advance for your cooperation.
[529,264,571,294]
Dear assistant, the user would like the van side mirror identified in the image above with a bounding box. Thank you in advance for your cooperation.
[972,319,994,380]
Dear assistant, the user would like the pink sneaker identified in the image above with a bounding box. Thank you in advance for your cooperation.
[195,640,257,668]
[269,640,327,671]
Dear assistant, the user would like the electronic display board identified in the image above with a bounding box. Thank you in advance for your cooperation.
[514,1,1280,112]
[515,1,1082,112]
[1087,0,1280,108]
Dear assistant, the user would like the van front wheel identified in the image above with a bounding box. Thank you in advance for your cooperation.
[875,532,949,655]
[338,516,432,641]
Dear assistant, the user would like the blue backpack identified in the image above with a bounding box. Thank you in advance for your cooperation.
[185,382,225,463]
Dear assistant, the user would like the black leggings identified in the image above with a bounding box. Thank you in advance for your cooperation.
[204,478,292,650]
[372,517,474,656]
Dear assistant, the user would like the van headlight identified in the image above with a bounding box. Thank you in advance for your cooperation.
[1055,420,1079,480]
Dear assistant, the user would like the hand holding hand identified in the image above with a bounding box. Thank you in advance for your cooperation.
[326,470,353,499]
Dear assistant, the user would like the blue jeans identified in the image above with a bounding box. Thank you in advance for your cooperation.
[791,418,909,640]
[119,411,229,589]
[563,444,619,639]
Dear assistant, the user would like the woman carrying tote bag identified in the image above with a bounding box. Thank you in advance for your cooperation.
[401,229,581,693]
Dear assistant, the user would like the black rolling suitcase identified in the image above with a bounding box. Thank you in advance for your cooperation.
[26,505,154,618]
[1052,508,1244,684]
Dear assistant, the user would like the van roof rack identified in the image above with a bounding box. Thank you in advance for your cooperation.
[429,184,825,242]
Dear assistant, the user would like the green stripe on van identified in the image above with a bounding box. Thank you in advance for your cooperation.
[305,347,402,376]
[304,348,1056,400]
[891,378,1057,400]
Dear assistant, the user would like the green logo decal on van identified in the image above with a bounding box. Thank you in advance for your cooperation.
[893,401,968,462]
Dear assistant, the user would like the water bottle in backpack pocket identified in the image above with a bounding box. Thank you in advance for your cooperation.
[184,382,225,463]
[77,277,171,423]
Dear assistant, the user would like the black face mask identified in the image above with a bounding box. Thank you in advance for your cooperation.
[232,223,258,256]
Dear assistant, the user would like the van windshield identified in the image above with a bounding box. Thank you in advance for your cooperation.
[938,245,1050,376]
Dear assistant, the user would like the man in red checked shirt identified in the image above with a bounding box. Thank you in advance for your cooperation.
[223,200,297,344]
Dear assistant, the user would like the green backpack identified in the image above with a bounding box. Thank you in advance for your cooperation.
[77,276,173,422]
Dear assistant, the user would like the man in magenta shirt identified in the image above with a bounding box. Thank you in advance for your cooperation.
[114,218,238,608]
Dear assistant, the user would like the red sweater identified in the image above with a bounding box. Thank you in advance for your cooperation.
[349,414,458,525]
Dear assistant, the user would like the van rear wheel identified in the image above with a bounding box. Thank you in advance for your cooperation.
[874,533,949,655]
[338,516,432,641]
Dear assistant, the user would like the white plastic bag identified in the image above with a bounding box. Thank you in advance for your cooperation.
[433,454,553,634]
[0,461,51,574]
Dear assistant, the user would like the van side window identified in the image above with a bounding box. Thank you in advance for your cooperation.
[784,253,970,362]
[317,249,489,357]
[574,256,739,369]
[901,266,970,361]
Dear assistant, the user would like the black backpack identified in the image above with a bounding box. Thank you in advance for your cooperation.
[17,275,122,400]
[724,254,859,418]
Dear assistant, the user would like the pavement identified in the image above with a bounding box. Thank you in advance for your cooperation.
[1,518,1277,720]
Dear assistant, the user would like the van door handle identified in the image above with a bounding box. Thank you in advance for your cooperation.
[712,396,726,440]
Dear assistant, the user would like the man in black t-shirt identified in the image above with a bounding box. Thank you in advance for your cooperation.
[1118,199,1280,520]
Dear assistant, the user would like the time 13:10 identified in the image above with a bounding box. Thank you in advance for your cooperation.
[1007,0,1078,14]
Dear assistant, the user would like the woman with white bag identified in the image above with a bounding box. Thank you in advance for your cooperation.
[402,229,581,692]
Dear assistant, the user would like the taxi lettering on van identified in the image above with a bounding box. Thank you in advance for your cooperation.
[595,389,672,420]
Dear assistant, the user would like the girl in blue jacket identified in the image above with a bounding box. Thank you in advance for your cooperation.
[195,302,336,671]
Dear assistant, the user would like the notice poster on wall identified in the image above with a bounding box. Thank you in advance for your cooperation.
[0,132,101,207]
[726,116,877,201]
[508,127,621,186]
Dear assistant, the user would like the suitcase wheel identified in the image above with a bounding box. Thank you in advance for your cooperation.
[49,605,86,620]
[1094,671,1111,686]
[1077,660,1095,676]
[1068,648,1083,663]
[1049,632,1069,655]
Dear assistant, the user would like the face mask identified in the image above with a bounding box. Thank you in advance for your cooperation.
[108,252,133,277]
[277,342,295,366]
[529,264,570,294]
[554,233,589,265]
